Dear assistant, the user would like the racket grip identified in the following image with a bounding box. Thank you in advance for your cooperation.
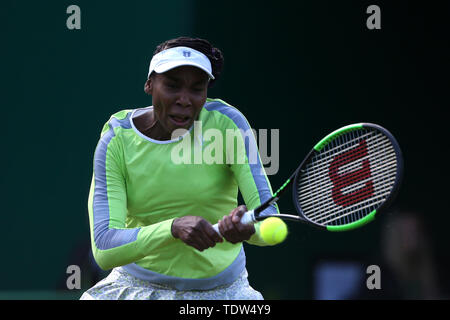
[240,210,256,225]
[212,210,256,236]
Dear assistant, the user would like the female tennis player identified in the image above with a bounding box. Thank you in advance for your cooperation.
[80,37,279,300]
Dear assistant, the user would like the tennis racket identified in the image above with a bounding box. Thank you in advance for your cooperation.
[212,123,403,233]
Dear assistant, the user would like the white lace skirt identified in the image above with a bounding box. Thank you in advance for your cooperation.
[80,267,263,300]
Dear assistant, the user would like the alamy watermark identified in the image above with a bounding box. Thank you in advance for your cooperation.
[66,265,81,290]
[170,121,280,175]
[66,5,81,30]
[366,5,381,30]
[65,5,380,32]
[366,264,381,290]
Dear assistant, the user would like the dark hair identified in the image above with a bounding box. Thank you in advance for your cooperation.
[153,37,224,88]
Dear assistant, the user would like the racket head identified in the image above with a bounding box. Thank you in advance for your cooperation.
[293,123,403,231]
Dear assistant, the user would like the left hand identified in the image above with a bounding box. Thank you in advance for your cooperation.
[218,205,255,244]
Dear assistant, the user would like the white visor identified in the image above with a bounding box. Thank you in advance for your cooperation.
[147,46,214,80]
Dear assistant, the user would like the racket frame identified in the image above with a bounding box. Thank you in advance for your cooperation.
[213,122,403,234]
[292,123,404,231]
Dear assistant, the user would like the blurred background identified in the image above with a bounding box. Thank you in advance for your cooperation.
[1,0,448,299]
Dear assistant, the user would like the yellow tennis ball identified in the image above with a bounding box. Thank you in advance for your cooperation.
[260,217,288,245]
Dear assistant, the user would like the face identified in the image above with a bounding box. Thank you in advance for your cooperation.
[145,66,209,140]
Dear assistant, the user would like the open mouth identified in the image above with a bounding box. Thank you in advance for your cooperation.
[169,115,191,126]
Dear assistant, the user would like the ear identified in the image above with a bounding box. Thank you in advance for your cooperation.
[144,77,153,95]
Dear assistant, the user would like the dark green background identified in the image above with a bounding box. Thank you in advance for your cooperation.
[1,1,448,299]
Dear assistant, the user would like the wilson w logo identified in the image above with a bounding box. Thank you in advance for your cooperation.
[328,139,374,207]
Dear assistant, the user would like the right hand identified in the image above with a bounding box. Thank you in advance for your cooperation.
[218,205,255,244]
[171,216,223,251]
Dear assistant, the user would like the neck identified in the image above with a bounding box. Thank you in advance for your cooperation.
[145,121,172,141]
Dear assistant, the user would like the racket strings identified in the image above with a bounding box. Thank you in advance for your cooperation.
[313,130,395,224]
[297,129,398,226]
[299,164,396,209]
[299,131,392,194]
[311,137,390,176]
[317,189,392,225]
[298,142,395,191]
[304,131,386,172]
[308,183,394,223]
[298,156,397,203]
[314,131,395,225]
[312,130,374,160]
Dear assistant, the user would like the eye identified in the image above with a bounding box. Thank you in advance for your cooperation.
[191,82,207,92]
[165,81,179,89]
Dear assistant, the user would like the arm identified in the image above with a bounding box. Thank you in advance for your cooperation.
[215,103,279,246]
[229,127,279,246]
[88,120,176,270]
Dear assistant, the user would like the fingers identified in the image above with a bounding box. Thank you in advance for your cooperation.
[192,220,223,251]
[172,216,223,252]
[218,205,255,244]
[203,221,224,244]
[219,214,239,242]
[231,205,248,227]
[185,230,216,251]
[172,206,255,251]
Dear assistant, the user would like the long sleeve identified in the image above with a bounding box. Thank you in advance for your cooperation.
[205,99,280,246]
[88,117,177,270]
[229,123,279,246]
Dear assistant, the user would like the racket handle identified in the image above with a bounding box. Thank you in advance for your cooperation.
[240,210,256,224]
[212,224,221,236]
[212,210,256,236]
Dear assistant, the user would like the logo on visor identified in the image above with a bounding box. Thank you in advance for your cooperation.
[183,51,191,58]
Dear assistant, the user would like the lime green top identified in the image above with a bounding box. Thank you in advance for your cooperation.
[88,98,278,290]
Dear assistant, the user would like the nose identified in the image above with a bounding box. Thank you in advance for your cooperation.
[176,89,192,108]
